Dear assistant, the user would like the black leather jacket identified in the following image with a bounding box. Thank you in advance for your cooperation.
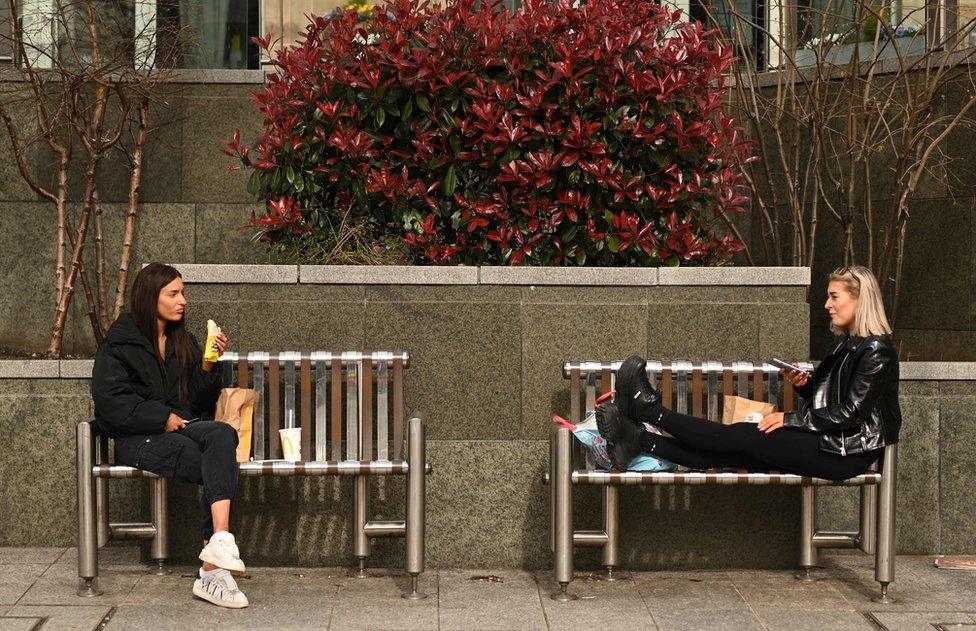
[784,334,901,456]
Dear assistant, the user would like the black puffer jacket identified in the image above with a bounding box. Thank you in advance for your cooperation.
[784,334,901,456]
[91,313,223,438]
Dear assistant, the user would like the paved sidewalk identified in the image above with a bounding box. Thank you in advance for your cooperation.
[1,548,975,630]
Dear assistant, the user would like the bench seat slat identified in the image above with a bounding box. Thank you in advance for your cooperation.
[571,470,882,486]
[93,460,415,478]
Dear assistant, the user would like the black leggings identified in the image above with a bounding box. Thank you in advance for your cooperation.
[640,407,880,481]
[115,421,239,540]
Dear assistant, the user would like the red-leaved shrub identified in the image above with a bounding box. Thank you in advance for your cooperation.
[228,0,752,265]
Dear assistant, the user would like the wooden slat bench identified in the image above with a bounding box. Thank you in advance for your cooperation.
[547,360,898,603]
[77,350,430,599]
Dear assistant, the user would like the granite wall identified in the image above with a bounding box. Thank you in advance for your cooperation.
[2,364,971,570]
[0,265,824,570]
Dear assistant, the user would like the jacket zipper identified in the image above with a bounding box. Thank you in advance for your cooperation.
[836,338,852,456]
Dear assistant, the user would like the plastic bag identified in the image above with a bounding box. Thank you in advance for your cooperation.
[553,410,675,472]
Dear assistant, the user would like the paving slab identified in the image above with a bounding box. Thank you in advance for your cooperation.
[329,573,439,631]
[16,563,140,607]
[438,570,547,631]
[3,605,112,631]
[0,617,41,631]
[214,571,339,631]
[867,611,976,630]
[54,546,144,569]
[757,610,876,631]
[0,565,49,606]
[537,572,657,631]
[0,548,66,565]
[105,603,222,631]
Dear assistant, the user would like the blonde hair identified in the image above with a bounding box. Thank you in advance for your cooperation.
[828,265,892,337]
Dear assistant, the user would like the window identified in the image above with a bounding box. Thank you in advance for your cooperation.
[13,0,262,70]
[677,0,975,71]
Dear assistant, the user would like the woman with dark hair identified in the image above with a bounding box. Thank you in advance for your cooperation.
[597,265,902,482]
[91,263,248,609]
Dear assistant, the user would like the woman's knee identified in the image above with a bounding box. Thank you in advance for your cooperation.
[198,421,239,449]
[214,421,239,446]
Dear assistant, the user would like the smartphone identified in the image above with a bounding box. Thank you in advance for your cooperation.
[183,417,201,424]
[769,358,810,375]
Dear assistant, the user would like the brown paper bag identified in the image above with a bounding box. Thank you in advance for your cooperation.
[721,395,777,425]
[215,387,260,462]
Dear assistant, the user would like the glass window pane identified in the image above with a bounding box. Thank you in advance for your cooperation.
[179,0,258,69]
[795,0,929,67]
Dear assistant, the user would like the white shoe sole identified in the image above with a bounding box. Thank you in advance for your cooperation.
[198,548,246,573]
[192,581,249,609]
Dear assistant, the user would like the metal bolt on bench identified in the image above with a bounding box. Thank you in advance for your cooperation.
[546,360,898,603]
[77,351,430,599]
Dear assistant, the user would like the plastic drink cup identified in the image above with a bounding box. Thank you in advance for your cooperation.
[279,428,302,462]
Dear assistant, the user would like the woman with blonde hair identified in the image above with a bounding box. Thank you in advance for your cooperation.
[597,265,902,481]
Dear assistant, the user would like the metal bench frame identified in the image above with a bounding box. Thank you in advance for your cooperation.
[77,350,429,599]
[548,360,898,603]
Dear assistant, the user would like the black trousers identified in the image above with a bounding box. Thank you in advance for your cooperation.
[640,407,880,481]
[114,421,239,540]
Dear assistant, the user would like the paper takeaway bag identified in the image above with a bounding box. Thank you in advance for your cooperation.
[721,395,776,425]
[215,388,260,462]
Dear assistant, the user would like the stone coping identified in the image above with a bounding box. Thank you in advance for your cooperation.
[168,263,811,286]
[3,359,974,380]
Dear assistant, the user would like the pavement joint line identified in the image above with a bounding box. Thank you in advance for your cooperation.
[531,570,551,631]
[94,606,117,631]
[633,574,661,631]
[861,611,888,630]
[732,580,772,631]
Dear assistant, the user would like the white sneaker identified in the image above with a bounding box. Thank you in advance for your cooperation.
[193,569,249,609]
[199,533,246,573]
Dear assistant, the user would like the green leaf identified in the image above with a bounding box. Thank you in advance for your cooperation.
[443,165,457,196]
[246,171,261,196]
[417,94,431,113]
[575,250,587,265]
[285,165,296,185]
[375,107,385,128]
[608,236,620,253]
[294,175,305,193]
[402,98,414,119]
[604,209,614,224]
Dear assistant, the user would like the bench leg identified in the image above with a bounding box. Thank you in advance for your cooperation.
[76,422,102,597]
[796,486,818,581]
[551,428,577,601]
[599,486,624,581]
[149,478,170,575]
[353,474,370,578]
[873,444,898,604]
[95,436,111,548]
[858,484,877,554]
[403,416,427,600]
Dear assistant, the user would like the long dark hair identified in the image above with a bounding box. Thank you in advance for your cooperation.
[129,263,197,397]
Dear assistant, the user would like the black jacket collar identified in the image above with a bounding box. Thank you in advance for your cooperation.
[105,312,174,360]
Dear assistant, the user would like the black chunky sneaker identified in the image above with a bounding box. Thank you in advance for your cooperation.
[595,402,642,471]
[615,354,662,423]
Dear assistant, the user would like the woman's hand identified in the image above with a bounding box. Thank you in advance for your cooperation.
[758,412,785,433]
[780,365,809,388]
[165,412,188,432]
[202,333,228,371]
